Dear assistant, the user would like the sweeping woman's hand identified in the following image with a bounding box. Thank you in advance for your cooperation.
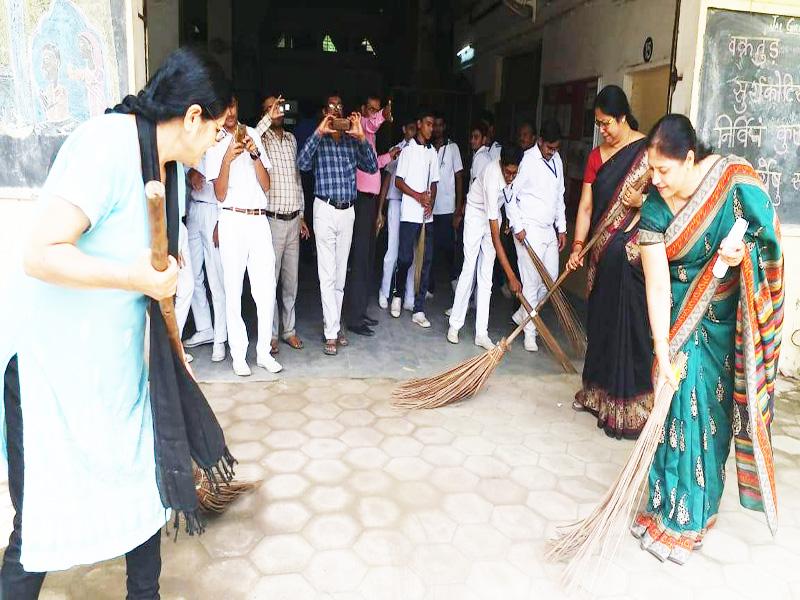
[128,250,178,300]
[654,339,678,391]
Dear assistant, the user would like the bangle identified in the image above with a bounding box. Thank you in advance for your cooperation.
[571,240,585,251]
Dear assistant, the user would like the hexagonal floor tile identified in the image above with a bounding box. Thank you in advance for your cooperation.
[442,493,493,524]
[430,467,480,493]
[394,481,440,509]
[375,418,416,436]
[198,558,260,599]
[250,534,315,575]
[267,411,309,430]
[538,454,585,477]
[303,459,352,484]
[304,549,368,593]
[305,485,354,513]
[353,529,413,566]
[358,566,426,600]
[337,409,377,427]
[465,561,529,600]
[261,449,309,474]
[357,496,401,528]
[490,505,546,541]
[475,478,528,505]
[464,455,511,478]
[381,436,424,457]
[413,427,455,445]
[452,523,511,559]
[301,402,343,420]
[264,430,309,450]
[233,403,272,421]
[301,438,348,459]
[257,500,312,534]
[247,574,318,600]
[421,445,466,467]
[303,419,346,438]
[409,543,469,585]
[526,490,578,522]
[198,518,262,559]
[261,473,310,500]
[403,509,458,544]
[348,470,394,496]
[340,427,385,448]
[344,447,391,470]
[452,436,496,456]
[385,457,434,481]
[303,513,362,550]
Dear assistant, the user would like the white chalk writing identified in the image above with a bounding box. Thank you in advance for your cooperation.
[728,35,780,67]
[713,114,766,149]
[756,157,782,206]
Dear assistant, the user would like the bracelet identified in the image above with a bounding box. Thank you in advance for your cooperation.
[571,240,585,251]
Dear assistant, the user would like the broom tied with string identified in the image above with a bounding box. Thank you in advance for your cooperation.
[146,181,257,512]
[391,204,624,409]
[520,236,587,356]
[545,352,686,594]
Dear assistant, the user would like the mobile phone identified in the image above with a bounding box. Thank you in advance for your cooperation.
[235,123,246,143]
[331,117,351,131]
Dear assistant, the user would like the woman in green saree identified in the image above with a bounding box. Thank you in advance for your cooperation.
[634,114,783,564]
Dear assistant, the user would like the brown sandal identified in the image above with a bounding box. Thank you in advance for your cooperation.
[270,339,280,355]
[284,335,304,350]
[572,400,587,412]
[323,340,338,355]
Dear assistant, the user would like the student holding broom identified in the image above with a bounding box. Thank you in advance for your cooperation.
[634,115,783,563]
[447,144,524,349]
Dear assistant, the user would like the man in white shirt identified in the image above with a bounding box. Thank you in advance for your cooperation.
[205,98,283,376]
[376,115,417,310]
[447,145,524,349]
[391,109,440,327]
[507,119,567,352]
[469,121,492,184]
[431,112,464,296]
[179,158,227,363]
[480,110,502,160]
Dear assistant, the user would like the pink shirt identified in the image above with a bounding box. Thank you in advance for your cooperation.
[356,111,392,194]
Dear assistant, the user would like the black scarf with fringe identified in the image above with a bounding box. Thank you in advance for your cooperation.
[134,113,235,535]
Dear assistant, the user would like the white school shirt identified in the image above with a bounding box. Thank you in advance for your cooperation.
[470,145,492,183]
[510,143,566,234]
[396,138,440,224]
[384,138,411,201]
[465,160,509,222]
[433,140,464,215]
[489,141,502,161]
[204,126,272,209]
[188,154,218,204]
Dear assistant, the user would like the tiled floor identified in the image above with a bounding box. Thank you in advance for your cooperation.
[7,373,800,600]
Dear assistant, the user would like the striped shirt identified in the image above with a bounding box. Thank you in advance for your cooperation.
[256,115,303,214]
[297,131,378,202]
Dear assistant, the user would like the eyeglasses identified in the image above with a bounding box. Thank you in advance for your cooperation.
[595,118,614,129]
[327,103,344,111]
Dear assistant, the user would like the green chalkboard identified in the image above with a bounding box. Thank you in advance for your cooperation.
[696,8,800,224]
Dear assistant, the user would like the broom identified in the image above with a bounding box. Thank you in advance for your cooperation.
[391,210,617,409]
[545,352,687,593]
[146,180,257,512]
[520,237,587,356]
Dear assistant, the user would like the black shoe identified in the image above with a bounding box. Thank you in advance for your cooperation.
[348,323,375,336]
[362,315,378,327]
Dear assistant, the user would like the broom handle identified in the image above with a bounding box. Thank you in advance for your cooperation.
[508,204,622,342]
[145,180,186,360]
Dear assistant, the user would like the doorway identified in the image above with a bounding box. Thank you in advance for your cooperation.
[625,65,670,135]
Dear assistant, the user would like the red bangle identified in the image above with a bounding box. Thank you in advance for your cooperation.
[572,240,585,249]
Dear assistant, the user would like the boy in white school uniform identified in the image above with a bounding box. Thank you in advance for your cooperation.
[507,119,567,352]
[447,144,524,349]
[205,98,283,376]
[469,122,492,183]
[179,158,227,362]
[376,116,417,311]
[430,112,464,296]
[391,108,439,327]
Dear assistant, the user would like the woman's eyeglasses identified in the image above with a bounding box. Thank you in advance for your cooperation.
[327,103,344,111]
[595,118,614,129]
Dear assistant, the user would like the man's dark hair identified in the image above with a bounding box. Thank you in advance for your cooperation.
[478,109,495,127]
[470,121,489,138]
[416,106,435,122]
[517,120,536,136]
[365,93,381,104]
[499,143,524,166]
[323,92,342,107]
[399,113,417,127]
[539,119,562,143]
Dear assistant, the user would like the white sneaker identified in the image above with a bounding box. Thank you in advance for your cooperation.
[524,335,539,352]
[211,342,226,362]
[447,326,459,344]
[390,297,401,318]
[257,355,284,374]
[184,352,194,363]
[425,291,434,300]
[412,312,431,328]
[444,307,452,317]
[474,335,495,351]
[184,328,214,348]
[233,360,251,376]
[378,294,389,309]
[512,309,523,327]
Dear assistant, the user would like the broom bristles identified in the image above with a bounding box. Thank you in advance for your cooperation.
[546,353,687,593]
[194,466,259,513]
[392,343,507,409]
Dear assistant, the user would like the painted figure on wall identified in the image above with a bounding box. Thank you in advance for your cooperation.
[39,43,70,123]
[68,32,108,117]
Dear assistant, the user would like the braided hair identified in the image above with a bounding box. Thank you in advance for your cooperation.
[108,47,231,121]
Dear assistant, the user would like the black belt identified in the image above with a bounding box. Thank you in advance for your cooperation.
[318,196,353,210]
[266,210,301,221]
[222,207,267,216]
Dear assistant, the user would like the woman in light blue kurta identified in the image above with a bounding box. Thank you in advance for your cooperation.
[1,48,231,599]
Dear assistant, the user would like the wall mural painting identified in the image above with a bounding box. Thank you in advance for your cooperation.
[0,0,130,190]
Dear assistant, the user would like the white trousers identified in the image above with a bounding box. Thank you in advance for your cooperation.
[514,227,558,338]
[185,201,227,343]
[379,199,414,305]
[314,198,355,340]
[449,208,495,338]
[218,210,276,362]
[175,222,194,335]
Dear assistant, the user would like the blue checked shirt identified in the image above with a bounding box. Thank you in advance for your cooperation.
[297,131,378,202]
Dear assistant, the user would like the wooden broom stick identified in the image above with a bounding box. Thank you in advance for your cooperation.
[145,180,185,361]
[515,293,576,374]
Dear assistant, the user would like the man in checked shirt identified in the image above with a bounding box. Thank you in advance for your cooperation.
[297,93,378,356]
[256,94,311,355]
